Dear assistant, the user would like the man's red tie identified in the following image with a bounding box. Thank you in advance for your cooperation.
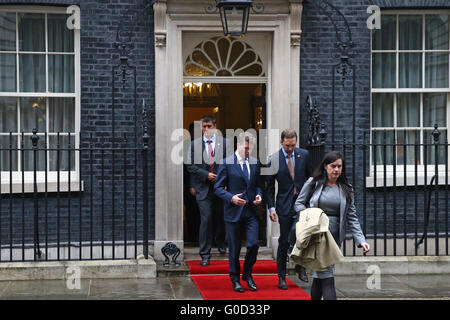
[207,140,214,172]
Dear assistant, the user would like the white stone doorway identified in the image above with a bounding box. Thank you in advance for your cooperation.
[153,0,304,262]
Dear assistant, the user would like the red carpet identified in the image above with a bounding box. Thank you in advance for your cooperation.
[187,259,311,300]
[186,259,277,275]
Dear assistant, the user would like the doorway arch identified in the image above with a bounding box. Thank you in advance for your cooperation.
[152,0,304,262]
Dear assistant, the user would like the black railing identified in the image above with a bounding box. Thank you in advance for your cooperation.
[1,125,449,260]
[307,127,449,257]
[0,129,151,262]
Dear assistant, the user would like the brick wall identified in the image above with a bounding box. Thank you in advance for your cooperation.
[0,0,156,251]
[300,0,450,242]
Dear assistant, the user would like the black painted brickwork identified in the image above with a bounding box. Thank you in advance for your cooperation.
[300,0,450,241]
[0,0,155,249]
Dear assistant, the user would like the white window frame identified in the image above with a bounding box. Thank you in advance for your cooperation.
[369,10,450,187]
[0,5,81,193]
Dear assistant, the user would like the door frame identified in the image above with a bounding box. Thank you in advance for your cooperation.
[153,0,304,262]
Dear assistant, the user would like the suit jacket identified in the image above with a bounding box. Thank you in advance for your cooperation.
[186,136,228,201]
[214,155,263,223]
[290,207,344,271]
[266,148,313,216]
[293,177,366,247]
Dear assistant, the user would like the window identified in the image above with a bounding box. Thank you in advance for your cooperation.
[0,6,80,192]
[0,7,79,171]
[371,12,449,172]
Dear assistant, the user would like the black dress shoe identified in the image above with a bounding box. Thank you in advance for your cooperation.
[232,281,244,293]
[218,246,226,254]
[278,277,288,290]
[200,258,210,266]
[295,264,309,283]
[242,275,258,291]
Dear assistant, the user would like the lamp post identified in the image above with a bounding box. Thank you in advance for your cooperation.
[216,0,253,37]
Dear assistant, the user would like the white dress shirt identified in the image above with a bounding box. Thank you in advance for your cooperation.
[235,151,250,175]
[203,134,216,153]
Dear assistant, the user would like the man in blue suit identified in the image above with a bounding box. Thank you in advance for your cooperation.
[266,129,313,289]
[214,132,263,293]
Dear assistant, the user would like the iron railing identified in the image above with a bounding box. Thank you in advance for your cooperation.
[0,129,151,262]
[307,128,449,257]
[1,127,448,260]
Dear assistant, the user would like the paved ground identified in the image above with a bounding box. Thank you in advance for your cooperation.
[0,248,448,300]
[0,273,448,300]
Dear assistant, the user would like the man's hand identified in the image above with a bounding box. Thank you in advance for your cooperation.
[189,187,196,196]
[361,242,370,253]
[232,193,247,206]
[269,210,277,222]
[207,173,217,182]
[253,194,262,206]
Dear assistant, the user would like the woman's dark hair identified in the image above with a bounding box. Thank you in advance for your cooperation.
[312,151,354,201]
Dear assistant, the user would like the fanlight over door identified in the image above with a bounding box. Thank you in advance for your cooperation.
[184,36,266,77]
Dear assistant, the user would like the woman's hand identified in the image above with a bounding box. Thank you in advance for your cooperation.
[360,242,370,253]
[269,210,277,222]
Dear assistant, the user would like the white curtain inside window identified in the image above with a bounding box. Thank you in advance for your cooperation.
[372,130,395,165]
[397,93,420,127]
[372,53,396,88]
[49,135,75,171]
[0,12,16,51]
[48,14,74,52]
[0,54,16,92]
[425,15,449,50]
[426,53,449,88]
[396,130,419,165]
[372,93,394,128]
[424,93,447,128]
[0,97,18,171]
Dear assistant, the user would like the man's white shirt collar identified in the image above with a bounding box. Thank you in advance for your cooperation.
[235,151,248,163]
[203,134,216,143]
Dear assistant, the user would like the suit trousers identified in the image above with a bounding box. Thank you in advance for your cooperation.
[197,191,225,259]
[277,205,298,279]
[225,206,259,283]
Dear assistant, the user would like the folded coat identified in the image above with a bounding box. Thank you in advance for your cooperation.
[290,207,344,272]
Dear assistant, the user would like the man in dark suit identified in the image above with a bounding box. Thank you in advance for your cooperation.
[266,129,313,289]
[186,115,226,266]
[214,132,263,293]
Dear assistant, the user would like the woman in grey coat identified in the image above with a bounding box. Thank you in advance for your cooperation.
[294,151,370,300]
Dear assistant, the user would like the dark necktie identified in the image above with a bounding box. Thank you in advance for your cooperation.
[242,159,249,182]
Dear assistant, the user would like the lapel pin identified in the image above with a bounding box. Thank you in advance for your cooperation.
[297,154,301,158]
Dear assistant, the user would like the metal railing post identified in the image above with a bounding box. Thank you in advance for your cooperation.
[142,101,149,259]
[31,128,41,260]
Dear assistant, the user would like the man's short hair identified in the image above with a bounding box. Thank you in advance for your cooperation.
[200,115,216,125]
[281,129,297,141]
[236,132,257,146]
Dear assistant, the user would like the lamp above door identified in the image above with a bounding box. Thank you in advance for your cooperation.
[216,0,253,37]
